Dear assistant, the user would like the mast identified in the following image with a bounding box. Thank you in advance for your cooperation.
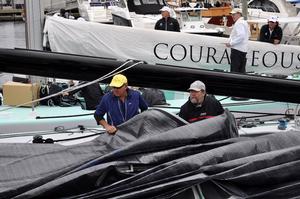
[24,0,47,108]
[241,0,247,20]
[24,0,44,50]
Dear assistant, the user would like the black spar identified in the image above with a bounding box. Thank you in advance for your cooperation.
[0,48,299,103]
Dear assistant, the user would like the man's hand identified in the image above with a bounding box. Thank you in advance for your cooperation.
[105,125,117,134]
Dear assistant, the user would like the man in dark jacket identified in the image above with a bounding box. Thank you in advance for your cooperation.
[179,80,224,123]
[155,6,180,32]
[259,16,283,44]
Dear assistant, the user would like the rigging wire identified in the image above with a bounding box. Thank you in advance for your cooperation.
[0,60,144,112]
[218,96,230,101]
[294,104,300,130]
[0,125,105,140]
[36,113,94,119]
[53,131,105,142]
[231,110,299,118]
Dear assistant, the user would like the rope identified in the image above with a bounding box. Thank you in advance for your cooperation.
[0,60,144,112]
[53,131,105,142]
[231,110,298,116]
[0,125,104,140]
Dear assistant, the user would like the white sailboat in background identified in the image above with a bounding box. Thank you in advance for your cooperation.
[247,0,298,18]
[77,0,118,23]
[198,0,300,44]
[174,6,225,35]
[110,0,165,29]
[242,0,300,45]
[110,0,224,34]
[247,15,300,45]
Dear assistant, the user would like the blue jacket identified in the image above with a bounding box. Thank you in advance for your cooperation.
[94,89,148,126]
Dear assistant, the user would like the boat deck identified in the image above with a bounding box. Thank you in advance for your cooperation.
[0,104,97,134]
[1,91,299,139]
[0,7,23,21]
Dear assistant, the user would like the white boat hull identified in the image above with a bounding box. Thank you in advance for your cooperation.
[44,16,300,75]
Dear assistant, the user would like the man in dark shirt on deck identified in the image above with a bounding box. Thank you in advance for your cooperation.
[155,6,180,32]
[179,80,224,123]
[259,16,283,44]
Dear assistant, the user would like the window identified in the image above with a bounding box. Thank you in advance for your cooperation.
[248,0,280,13]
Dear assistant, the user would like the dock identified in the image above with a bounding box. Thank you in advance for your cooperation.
[0,0,79,22]
[0,7,23,21]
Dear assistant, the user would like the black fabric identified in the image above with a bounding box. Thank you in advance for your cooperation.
[0,109,186,198]
[141,88,167,106]
[39,82,69,106]
[1,109,300,198]
[230,48,247,73]
[80,82,104,110]
[179,94,224,123]
[259,24,283,44]
[70,82,104,110]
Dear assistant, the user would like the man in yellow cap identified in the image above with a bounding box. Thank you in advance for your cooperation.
[94,74,148,134]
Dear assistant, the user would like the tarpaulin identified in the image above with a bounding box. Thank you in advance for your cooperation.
[1,109,300,199]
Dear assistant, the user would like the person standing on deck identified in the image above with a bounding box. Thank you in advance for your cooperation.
[179,80,224,123]
[94,74,148,134]
[259,16,283,44]
[225,8,249,73]
[155,6,180,32]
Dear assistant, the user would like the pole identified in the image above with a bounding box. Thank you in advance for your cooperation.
[24,0,44,50]
[24,0,47,88]
[242,0,247,20]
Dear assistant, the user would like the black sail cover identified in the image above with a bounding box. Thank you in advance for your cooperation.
[1,109,300,198]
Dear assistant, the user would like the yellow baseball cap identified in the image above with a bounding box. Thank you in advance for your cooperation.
[109,74,128,87]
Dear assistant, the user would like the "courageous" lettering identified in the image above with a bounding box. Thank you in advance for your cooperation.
[153,43,300,69]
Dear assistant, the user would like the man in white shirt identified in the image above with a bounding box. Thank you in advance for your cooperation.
[225,8,249,73]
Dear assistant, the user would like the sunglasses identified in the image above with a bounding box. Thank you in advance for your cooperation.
[112,85,124,89]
